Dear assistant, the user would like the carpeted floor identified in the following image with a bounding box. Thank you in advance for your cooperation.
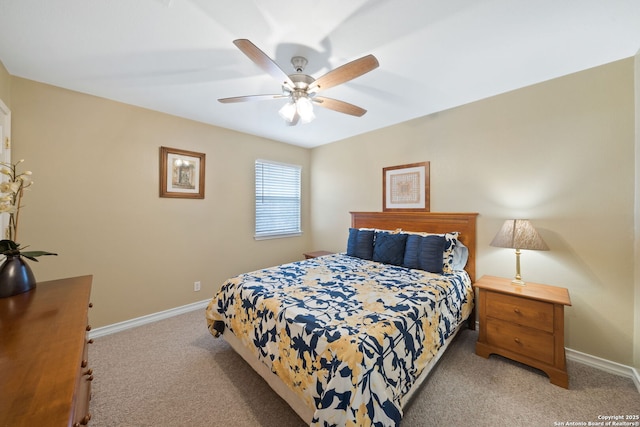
[88,309,639,426]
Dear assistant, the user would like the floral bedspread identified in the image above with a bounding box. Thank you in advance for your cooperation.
[205,253,473,426]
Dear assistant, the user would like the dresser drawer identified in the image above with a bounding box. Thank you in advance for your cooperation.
[74,334,93,425]
[486,318,554,364]
[486,291,554,332]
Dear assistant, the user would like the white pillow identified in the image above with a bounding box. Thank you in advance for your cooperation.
[451,241,469,270]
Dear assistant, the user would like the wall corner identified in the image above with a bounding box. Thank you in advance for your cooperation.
[634,48,640,370]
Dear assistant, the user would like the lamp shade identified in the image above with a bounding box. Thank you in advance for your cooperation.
[490,219,549,251]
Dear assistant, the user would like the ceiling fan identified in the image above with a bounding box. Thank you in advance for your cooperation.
[218,39,379,125]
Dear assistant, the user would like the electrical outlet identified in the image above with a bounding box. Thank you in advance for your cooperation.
[194,281,201,292]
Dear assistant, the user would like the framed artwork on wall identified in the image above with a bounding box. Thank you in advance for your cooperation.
[159,146,205,199]
[382,161,430,211]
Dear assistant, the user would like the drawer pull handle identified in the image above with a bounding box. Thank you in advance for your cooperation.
[86,325,92,332]
[514,337,521,344]
[81,360,88,368]
[84,368,93,376]
[513,307,521,314]
[87,375,94,382]
[87,339,94,344]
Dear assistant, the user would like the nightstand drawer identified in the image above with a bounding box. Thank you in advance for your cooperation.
[486,291,554,332]
[486,318,554,364]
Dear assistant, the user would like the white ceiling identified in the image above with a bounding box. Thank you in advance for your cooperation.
[0,0,639,148]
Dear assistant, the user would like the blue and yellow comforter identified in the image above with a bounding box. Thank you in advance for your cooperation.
[206,253,473,426]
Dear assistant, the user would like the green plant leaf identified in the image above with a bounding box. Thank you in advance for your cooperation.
[20,250,58,262]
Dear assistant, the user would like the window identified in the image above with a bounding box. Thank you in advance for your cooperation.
[255,159,301,239]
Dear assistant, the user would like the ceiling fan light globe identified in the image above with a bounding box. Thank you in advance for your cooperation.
[278,102,297,122]
[299,109,315,124]
[296,96,315,123]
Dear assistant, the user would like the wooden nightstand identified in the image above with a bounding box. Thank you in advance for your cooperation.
[303,250,334,259]
[474,275,572,388]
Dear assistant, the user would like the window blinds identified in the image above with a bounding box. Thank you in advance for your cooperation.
[255,160,301,239]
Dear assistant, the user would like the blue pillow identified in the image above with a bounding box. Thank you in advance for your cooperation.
[402,234,422,269]
[403,234,446,273]
[418,235,446,273]
[346,228,375,260]
[373,231,407,266]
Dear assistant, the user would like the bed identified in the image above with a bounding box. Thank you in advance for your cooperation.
[206,211,478,426]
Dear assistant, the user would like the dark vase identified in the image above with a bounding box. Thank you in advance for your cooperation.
[0,255,37,298]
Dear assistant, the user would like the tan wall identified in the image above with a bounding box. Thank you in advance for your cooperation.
[0,60,10,106]
[9,77,311,328]
[311,58,637,366]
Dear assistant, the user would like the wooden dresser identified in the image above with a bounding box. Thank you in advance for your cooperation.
[0,275,94,426]
[474,275,571,388]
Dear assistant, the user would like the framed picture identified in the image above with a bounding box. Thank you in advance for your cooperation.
[159,146,205,199]
[382,161,430,211]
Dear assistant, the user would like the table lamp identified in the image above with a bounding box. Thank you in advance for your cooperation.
[490,219,549,285]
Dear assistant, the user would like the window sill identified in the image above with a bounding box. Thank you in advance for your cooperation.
[254,231,303,240]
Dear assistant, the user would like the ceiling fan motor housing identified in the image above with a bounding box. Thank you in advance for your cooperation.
[283,73,316,98]
[291,56,308,73]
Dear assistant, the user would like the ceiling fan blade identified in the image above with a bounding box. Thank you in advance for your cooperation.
[233,39,295,89]
[308,54,379,93]
[218,94,286,103]
[313,96,367,117]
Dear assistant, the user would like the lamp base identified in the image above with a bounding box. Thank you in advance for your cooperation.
[511,278,526,286]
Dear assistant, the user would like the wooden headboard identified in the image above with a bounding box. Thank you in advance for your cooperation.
[350,211,479,283]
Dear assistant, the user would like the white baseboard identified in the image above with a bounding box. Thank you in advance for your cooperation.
[88,299,210,339]
[566,347,640,393]
[90,303,640,393]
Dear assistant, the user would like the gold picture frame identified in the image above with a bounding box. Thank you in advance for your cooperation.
[159,146,205,199]
[382,161,430,211]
